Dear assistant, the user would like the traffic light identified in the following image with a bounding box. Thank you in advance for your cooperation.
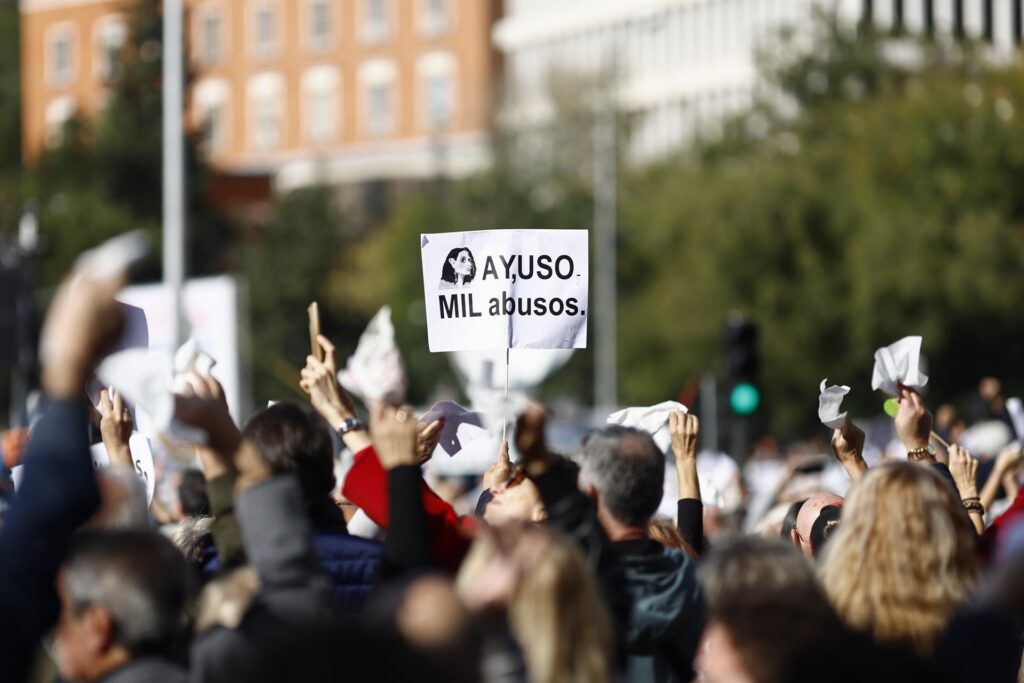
[724,316,760,415]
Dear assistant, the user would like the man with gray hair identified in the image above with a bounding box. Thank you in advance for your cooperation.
[54,530,189,683]
[578,426,706,683]
[516,408,706,683]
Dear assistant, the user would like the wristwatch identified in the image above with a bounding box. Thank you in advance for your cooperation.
[906,444,936,461]
[335,417,366,436]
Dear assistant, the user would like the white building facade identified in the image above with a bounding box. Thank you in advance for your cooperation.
[493,0,1024,162]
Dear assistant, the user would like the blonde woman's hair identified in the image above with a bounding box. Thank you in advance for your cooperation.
[818,462,980,656]
[457,525,612,683]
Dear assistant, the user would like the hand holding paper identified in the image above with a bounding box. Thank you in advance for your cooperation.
[172,338,217,394]
[818,379,851,429]
[173,372,241,461]
[894,385,933,453]
[416,417,445,465]
[370,402,420,471]
[871,336,929,396]
[339,307,407,404]
[830,420,867,481]
[96,344,209,448]
[607,401,688,452]
[40,248,130,400]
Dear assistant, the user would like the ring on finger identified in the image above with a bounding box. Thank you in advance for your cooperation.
[395,409,410,423]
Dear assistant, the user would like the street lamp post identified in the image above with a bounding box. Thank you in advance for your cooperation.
[592,82,618,412]
[163,0,186,348]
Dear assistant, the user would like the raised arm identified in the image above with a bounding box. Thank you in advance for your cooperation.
[0,266,124,682]
[370,402,435,578]
[980,444,1023,511]
[830,419,869,482]
[670,411,704,555]
[948,444,985,535]
[300,334,371,454]
[98,388,133,467]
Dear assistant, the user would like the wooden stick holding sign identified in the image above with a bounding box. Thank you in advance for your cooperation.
[503,347,510,443]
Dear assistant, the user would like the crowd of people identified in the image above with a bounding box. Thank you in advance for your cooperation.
[2,256,1024,683]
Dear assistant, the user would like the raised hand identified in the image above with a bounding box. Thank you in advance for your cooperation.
[40,268,126,399]
[669,411,700,464]
[300,334,356,428]
[98,388,133,466]
[483,440,512,491]
[831,419,868,481]
[949,444,984,534]
[948,445,980,499]
[416,417,445,465]
[895,384,933,454]
[371,402,420,470]
[670,411,702,502]
[514,403,553,477]
[174,372,241,466]
[995,443,1024,476]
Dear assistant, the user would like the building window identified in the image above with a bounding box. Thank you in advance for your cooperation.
[425,73,452,129]
[303,66,339,143]
[309,0,331,50]
[362,0,390,43]
[417,52,456,132]
[195,78,230,155]
[254,97,279,148]
[253,3,276,56]
[359,59,395,136]
[307,89,335,142]
[45,97,77,146]
[96,20,126,83]
[49,28,74,86]
[368,82,392,135]
[421,0,448,36]
[201,104,224,153]
[247,73,283,149]
[200,11,222,64]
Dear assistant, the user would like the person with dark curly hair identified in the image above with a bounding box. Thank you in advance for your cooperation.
[439,248,476,289]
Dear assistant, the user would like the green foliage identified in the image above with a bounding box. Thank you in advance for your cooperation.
[619,21,1024,433]
[332,13,1024,436]
[0,3,21,230]
[30,0,233,287]
[244,185,361,403]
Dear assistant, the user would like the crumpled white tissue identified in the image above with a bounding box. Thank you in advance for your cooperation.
[871,336,929,396]
[606,400,688,452]
[339,307,407,404]
[818,379,850,429]
[96,340,215,446]
[171,338,217,394]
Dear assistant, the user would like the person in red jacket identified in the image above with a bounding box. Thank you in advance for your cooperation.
[300,335,476,571]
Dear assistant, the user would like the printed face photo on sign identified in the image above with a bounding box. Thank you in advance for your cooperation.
[440,248,477,290]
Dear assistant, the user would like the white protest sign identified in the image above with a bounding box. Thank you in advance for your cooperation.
[420,230,588,352]
[89,433,156,504]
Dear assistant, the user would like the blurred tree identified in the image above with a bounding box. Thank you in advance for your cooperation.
[244,185,363,403]
[618,14,1024,434]
[0,1,20,425]
[29,0,234,287]
[0,1,21,231]
[333,11,1024,436]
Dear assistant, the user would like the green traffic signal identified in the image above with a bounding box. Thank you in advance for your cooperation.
[730,382,761,415]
